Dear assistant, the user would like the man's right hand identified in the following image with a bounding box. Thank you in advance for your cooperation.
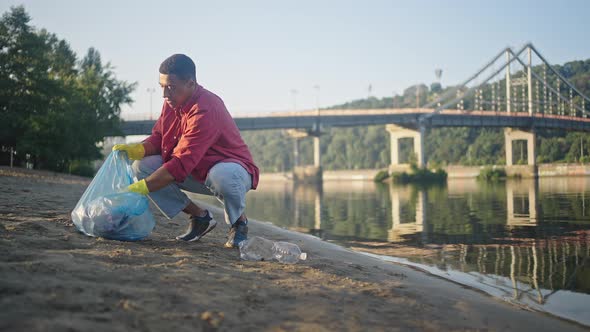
[112,143,145,160]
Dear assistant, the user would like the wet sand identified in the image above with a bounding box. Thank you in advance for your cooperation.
[0,167,586,331]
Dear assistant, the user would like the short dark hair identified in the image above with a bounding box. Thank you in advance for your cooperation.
[159,54,196,81]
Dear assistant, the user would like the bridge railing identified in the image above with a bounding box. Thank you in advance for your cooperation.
[421,43,590,123]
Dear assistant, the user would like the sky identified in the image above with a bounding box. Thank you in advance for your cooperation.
[1,0,589,118]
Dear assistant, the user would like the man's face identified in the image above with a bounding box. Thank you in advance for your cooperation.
[159,73,195,109]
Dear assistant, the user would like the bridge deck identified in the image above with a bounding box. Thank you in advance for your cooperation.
[115,109,590,136]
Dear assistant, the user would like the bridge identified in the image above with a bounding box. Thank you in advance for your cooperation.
[117,43,590,179]
[122,108,590,133]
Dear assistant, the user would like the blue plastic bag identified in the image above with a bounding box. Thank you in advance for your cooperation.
[71,151,155,241]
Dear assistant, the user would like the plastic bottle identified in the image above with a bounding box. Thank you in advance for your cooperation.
[239,236,275,261]
[272,241,308,264]
[239,236,308,264]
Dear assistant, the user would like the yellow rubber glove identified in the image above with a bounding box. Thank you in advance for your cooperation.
[127,179,150,195]
[112,143,145,160]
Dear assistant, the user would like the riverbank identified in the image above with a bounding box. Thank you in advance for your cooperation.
[260,163,590,182]
[0,168,586,331]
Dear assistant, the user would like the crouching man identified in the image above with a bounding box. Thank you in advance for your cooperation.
[113,54,259,248]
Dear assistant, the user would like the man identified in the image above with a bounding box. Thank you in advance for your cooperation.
[113,54,259,248]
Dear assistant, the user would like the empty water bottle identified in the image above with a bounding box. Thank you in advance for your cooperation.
[239,236,308,264]
[239,236,275,261]
[272,241,308,264]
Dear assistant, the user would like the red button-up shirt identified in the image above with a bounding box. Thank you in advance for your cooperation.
[143,84,259,189]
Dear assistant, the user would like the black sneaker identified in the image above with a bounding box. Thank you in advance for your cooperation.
[224,220,248,248]
[176,210,217,242]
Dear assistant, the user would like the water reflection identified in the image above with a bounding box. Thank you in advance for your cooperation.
[388,186,426,243]
[506,180,538,225]
[190,177,590,325]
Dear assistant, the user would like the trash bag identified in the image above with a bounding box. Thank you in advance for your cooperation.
[71,150,155,241]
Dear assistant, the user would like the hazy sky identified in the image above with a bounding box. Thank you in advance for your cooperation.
[1,0,589,118]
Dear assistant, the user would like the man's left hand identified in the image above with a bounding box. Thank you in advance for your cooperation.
[127,179,150,195]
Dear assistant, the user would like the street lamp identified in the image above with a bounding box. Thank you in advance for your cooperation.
[146,88,156,120]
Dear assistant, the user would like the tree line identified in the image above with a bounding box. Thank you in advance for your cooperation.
[0,6,135,175]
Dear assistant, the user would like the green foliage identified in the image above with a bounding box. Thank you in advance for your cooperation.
[0,6,135,172]
[536,130,590,163]
[477,167,506,182]
[68,159,95,177]
[430,82,442,93]
[463,129,505,165]
[391,165,447,185]
[373,170,390,182]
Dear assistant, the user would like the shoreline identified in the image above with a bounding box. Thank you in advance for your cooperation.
[0,168,586,330]
[259,163,590,182]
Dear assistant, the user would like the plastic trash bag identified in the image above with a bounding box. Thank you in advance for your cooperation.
[71,150,155,241]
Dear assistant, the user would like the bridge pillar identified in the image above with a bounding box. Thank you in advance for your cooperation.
[286,129,323,183]
[313,136,321,168]
[386,124,425,172]
[504,128,538,178]
[287,129,308,168]
[504,128,536,166]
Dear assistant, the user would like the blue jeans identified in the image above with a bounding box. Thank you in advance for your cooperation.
[131,155,252,225]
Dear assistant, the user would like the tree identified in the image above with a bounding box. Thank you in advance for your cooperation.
[0,6,136,173]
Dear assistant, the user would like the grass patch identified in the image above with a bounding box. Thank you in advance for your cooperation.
[390,165,447,185]
[373,170,390,182]
[68,160,95,177]
[477,167,507,182]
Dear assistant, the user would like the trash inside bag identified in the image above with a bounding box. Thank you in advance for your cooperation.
[71,151,155,241]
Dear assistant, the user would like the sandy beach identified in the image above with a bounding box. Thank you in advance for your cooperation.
[0,167,586,331]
